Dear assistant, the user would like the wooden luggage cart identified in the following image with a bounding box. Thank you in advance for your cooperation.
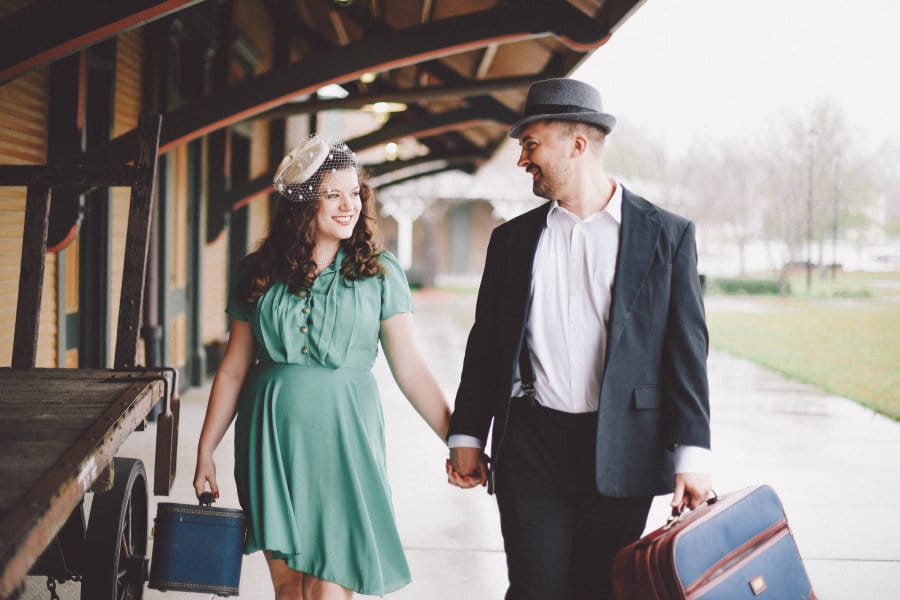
[0,114,180,599]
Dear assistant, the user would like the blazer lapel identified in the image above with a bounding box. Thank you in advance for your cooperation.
[607,189,661,353]
[509,202,549,330]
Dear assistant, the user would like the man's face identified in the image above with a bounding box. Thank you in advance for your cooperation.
[516,121,572,201]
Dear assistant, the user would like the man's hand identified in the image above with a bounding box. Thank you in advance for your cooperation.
[671,472,713,512]
[447,446,488,488]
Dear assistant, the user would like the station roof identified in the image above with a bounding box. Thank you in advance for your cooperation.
[0,0,645,188]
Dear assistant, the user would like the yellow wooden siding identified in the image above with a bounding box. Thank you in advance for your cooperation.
[170,146,189,289]
[107,31,143,365]
[170,313,187,368]
[166,144,189,367]
[0,67,53,367]
[113,31,143,137]
[247,120,271,252]
[65,235,79,313]
[202,233,228,345]
[64,347,78,368]
[248,195,269,253]
[36,253,56,366]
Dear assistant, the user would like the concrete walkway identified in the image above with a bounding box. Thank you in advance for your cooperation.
[25,290,900,599]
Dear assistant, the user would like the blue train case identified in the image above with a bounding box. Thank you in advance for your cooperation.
[149,492,247,596]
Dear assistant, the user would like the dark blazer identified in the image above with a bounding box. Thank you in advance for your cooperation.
[449,187,711,499]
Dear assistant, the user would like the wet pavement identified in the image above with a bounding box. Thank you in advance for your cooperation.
[24,291,900,599]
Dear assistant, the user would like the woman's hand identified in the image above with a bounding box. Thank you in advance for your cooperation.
[192,318,256,502]
[193,453,220,500]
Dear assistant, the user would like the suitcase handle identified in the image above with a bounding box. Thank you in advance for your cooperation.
[665,490,718,530]
[199,491,215,506]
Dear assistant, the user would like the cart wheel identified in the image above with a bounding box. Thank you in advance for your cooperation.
[82,458,148,600]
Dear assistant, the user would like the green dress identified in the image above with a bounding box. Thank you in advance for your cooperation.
[228,249,413,595]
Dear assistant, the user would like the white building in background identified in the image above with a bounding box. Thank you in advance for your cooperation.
[376,141,542,287]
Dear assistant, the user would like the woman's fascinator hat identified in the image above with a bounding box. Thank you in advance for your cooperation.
[273,135,359,202]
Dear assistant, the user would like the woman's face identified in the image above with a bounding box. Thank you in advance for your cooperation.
[315,169,362,245]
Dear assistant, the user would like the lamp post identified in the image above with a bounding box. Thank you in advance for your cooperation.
[806,126,817,293]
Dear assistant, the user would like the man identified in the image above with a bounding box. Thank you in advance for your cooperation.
[446,78,713,600]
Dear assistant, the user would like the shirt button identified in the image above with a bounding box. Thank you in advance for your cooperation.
[298,291,306,298]
[302,307,310,314]
[300,326,308,334]
[302,347,309,354]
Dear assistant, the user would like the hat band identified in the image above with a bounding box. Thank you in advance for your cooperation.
[524,103,596,117]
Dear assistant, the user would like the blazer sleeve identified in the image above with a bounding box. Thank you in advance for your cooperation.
[449,227,509,442]
[663,221,711,449]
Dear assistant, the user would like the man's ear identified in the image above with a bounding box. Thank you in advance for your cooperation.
[571,133,588,158]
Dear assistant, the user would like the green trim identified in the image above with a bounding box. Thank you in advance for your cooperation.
[187,139,205,386]
[66,313,80,351]
[56,246,66,366]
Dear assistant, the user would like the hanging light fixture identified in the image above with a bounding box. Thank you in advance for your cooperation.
[360,101,408,115]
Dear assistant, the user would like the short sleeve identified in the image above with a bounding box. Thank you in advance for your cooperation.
[226,285,251,322]
[379,250,413,320]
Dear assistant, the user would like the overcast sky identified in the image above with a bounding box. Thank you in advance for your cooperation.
[572,0,900,157]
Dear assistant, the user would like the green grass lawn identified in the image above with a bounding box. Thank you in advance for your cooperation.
[706,272,900,421]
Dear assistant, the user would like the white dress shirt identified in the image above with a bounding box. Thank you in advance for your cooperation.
[450,183,710,474]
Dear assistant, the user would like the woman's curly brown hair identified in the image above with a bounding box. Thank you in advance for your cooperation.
[234,148,384,311]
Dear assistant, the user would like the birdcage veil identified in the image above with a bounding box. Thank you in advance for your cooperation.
[273,135,359,202]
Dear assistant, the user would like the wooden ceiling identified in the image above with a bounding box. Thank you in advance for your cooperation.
[0,0,645,187]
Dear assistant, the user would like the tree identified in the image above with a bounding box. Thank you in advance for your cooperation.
[761,100,878,286]
[679,140,762,276]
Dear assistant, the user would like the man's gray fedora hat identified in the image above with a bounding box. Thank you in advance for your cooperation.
[508,78,616,139]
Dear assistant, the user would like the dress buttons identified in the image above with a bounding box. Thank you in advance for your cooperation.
[302,347,309,354]
[300,326,308,334]
[302,307,310,314]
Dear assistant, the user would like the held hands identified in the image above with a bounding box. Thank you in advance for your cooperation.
[193,453,220,501]
[446,446,488,489]
[671,472,714,513]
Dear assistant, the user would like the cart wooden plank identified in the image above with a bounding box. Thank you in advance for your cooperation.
[0,368,168,598]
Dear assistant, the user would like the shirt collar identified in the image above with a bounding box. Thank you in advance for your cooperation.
[546,180,622,227]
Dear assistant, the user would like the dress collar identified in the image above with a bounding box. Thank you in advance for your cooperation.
[318,246,345,275]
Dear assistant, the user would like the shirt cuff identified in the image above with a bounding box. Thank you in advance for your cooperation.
[674,445,711,474]
[447,434,483,449]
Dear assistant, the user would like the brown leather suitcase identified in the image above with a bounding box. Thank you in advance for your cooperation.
[612,485,817,599]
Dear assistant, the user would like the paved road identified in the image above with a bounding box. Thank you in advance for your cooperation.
[24,290,900,599]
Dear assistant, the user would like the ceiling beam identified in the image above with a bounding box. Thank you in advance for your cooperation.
[366,152,486,178]
[475,44,499,80]
[375,164,477,190]
[221,150,487,212]
[88,2,608,161]
[257,75,536,121]
[346,106,512,152]
[0,0,207,85]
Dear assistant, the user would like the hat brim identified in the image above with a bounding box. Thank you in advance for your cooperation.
[508,112,616,139]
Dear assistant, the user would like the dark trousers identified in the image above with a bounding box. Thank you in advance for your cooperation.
[495,398,652,600]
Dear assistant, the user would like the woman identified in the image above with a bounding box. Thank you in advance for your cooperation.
[193,136,451,599]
